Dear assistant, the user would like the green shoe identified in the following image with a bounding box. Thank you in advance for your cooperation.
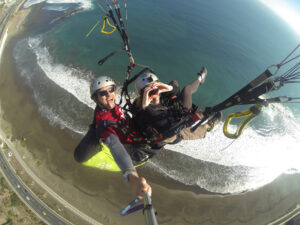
[207,111,222,132]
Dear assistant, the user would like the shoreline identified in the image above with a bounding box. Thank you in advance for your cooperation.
[0,2,300,225]
[0,3,149,225]
[0,1,88,224]
[0,2,100,224]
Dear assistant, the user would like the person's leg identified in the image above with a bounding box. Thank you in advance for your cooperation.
[179,124,209,140]
[160,123,208,145]
[180,111,222,140]
[180,67,207,109]
[74,125,100,163]
[180,79,201,109]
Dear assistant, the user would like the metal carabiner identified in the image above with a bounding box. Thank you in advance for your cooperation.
[223,104,262,139]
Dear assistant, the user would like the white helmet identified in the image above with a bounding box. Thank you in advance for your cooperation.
[90,76,116,97]
[135,72,158,93]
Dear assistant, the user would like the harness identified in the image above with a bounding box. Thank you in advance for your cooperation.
[135,96,203,147]
[92,98,202,163]
[93,107,162,163]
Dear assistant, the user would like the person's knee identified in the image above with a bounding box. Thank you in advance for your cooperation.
[182,86,189,95]
[73,128,98,163]
[180,86,190,101]
[74,143,101,163]
[74,145,85,163]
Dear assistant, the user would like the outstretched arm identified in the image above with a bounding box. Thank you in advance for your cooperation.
[105,134,152,198]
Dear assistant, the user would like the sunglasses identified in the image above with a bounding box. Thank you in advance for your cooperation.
[149,88,159,96]
[96,86,116,97]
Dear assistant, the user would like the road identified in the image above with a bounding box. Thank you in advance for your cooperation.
[0,130,102,225]
[0,148,73,225]
[0,1,102,224]
[0,0,23,35]
[0,2,72,223]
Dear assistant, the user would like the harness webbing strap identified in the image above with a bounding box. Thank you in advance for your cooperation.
[211,69,273,112]
[103,0,131,55]
[98,48,123,65]
[191,69,274,133]
[112,1,130,51]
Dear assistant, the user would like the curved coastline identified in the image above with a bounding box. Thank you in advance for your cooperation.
[0,2,300,225]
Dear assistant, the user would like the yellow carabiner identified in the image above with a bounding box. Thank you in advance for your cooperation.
[101,16,116,34]
[223,104,262,139]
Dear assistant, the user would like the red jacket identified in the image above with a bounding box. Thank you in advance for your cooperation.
[94,105,135,144]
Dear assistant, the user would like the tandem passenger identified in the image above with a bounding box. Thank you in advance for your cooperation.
[133,67,222,145]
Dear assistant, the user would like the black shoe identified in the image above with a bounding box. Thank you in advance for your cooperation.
[197,66,207,84]
[207,111,222,132]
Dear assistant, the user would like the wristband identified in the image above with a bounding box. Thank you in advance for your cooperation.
[123,169,137,182]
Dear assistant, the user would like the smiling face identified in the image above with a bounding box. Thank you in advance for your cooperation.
[93,85,117,110]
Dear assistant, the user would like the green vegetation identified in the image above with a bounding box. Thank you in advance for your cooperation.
[32,152,37,160]
[0,174,45,224]
[10,192,20,207]
[1,177,8,190]
[2,142,8,150]
[21,141,26,148]
[5,217,13,225]
[8,210,13,217]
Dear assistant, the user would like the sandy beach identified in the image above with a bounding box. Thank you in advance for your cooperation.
[0,2,300,225]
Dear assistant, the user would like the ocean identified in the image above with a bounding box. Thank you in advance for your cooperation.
[12,0,300,195]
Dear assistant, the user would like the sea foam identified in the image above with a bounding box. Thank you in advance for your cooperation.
[24,0,93,10]
[167,104,300,170]
[25,36,300,193]
[28,36,95,109]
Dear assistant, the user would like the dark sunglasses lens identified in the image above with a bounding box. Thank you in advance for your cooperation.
[97,86,115,97]
[97,91,107,97]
